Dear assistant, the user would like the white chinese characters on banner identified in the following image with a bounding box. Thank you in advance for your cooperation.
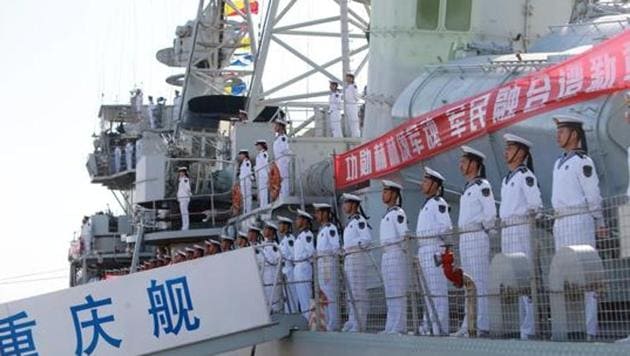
[558,64,584,98]
[524,75,551,112]
[345,154,359,181]
[587,53,616,91]
[359,148,373,177]
[374,143,388,172]
[422,120,442,149]
[493,85,520,122]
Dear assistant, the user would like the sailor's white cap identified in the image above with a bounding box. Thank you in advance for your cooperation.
[461,145,486,161]
[272,117,288,126]
[177,166,188,172]
[238,109,248,115]
[237,230,248,238]
[176,250,187,257]
[503,133,533,149]
[193,244,205,251]
[297,209,313,220]
[264,221,278,230]
[220,233,235,241]
[248,224,262,232]
[341,193,361,203]
[553,114,583,127]
[382,179,402,191]
[345,72,355,77]
[238,148,249,155]
[313,203,332,210]
[329,80,339,85]
[255,139,267,145]
[206,239,221,246]
[162,254,172,259]
[277,215,293,224]
[424,167,445,182]
[185,247,195,253]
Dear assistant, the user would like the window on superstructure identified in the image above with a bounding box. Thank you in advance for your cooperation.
[416,0,440,30]
[445,0,472,31]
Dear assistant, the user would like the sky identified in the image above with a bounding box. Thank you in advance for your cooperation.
[0,0,369,303]
[0,0,198,303]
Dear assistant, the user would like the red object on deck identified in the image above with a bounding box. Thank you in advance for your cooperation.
[441,247,464,288]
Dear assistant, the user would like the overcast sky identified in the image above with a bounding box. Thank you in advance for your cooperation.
[0,0,368,303]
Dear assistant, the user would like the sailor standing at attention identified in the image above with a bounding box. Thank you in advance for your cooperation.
[293,210,315,318]
[177,167,192,230]
[278,215,298,313]
[552,115,606,340]
[114,144,122,173]
[238,149,253,213]
[416,167,452,336]
[314,203,341,331]
[500,133,543,340]
[341,193,372,333]
[255,140,270,208]
[344,73,361,138]
[262,221,283,312]
[272,117,292,199]
[125,141,134,170]
[379,180,409,335]
[453,146,497,338]
[328,81,343,138]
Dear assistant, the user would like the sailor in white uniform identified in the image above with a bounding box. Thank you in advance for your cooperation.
[255,140,270,208]
[278,215,298,313]
[272,117,292,199]
[328,81,343,138]
[220,233,235,252]
[172,90,182,122]
[248,224,264,271]
[453,146,497,337]
[177,167,192,230]
[148,96,156,129]
[379,180,409,334]
[238,149,253,213]
[125,141,134,170]
[500,133,543,340]
[341,193,372,332]
[293,210,315,318]
[552,115,606,339]
[416,167,452,336]
[262,221,283,312]
[114,145,122,173]
[344,73,361,138]
[314,203,341,331]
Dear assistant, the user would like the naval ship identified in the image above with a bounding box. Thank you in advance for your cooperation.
[3,0,630,355]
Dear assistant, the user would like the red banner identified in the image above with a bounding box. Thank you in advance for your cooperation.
[334,29,630,190]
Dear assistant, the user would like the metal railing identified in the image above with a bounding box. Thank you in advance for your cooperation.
[256,194,630,342]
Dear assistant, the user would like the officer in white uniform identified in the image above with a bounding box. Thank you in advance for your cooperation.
[262,221,283,312]
[236,230,249,249]
[278,215,298,312]
[552,115,605,339]
[328,81,343,138]
[416,167,452,336]
[125,141,134,170]
[255,140,270,208]
[238,149,253,213]
[314,203,341,331]
[379,180,409,334]
[500,133,543,340]
[454,146,497,337]
[341,193,372,332]
[344,73,361,138]
[177,167,192,230]
[272,117,292,199]
[114,145,122,173]
[293,210,315,318]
